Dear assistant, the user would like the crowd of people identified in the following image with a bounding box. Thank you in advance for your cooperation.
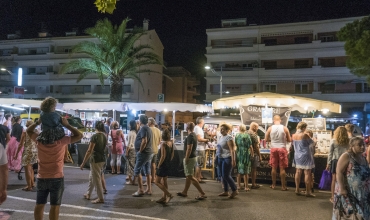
[0,96,370,220]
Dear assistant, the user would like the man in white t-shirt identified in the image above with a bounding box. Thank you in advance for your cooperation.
[265,115,291,191]
[194,117,209,183]
[148,117,161,183]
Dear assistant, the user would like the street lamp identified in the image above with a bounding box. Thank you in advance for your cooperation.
[0,68,13,75]
[205,65,223,115]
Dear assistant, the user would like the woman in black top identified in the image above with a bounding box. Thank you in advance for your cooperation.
[154,129,174,204]
[6,116,23,172]
[81,121,107,204]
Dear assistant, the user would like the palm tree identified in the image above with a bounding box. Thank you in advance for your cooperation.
[59,18,164,102]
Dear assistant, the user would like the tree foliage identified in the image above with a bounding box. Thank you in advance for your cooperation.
[94,0,117,14]
[59,18,165,101]
[338,16,370,82]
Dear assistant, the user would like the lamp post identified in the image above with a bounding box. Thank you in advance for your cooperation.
[205,65,223,116]
[0,68,13,75]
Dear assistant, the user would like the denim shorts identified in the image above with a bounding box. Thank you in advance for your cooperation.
[36,178,64,205]
[134,152,153,176]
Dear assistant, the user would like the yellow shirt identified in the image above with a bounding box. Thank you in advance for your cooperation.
[150,127,161,154]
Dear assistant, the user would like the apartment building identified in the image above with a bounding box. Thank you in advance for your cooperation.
[163,66,200,104]
[205,17,370,113]
[0,20,163,103]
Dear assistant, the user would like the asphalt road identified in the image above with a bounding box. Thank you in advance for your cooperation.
[1,165,333,220]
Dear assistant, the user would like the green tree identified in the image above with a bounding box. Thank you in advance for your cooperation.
[338,16,370,82]
[59,18,164,101]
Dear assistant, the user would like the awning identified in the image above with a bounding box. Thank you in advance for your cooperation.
[324,80,346,85]
[62,102,125,111]
[125,102,213,113]
[212,92,341,113]
[351,79,366,83]
[0,98,42,108]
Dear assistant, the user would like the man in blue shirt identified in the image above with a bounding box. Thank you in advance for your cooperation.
[132,115,153,196]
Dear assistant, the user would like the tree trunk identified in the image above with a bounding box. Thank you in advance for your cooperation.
[110,75,123,102]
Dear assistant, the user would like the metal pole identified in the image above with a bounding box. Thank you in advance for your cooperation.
[28,106,31,119]
[220,66,223,116]
[172,110,175,141]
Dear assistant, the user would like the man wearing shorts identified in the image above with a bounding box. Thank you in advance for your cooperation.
[132,115,153,196]
[194,117,208,183]
[0,123,10,205]
[27,117,82,220]
[265,115,291,191]
[248,122,261,189]
[177,122,206,200]
[148,117,161,183]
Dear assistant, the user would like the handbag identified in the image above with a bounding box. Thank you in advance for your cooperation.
[333,194,363,220]
[318,170,332,190]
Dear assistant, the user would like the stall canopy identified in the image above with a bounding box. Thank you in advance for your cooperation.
[0,98,42,108]
[62,102,126,111]
[125,102,212,113]
[212,92,341,113]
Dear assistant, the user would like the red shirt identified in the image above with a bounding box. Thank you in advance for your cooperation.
[31,134,71,178]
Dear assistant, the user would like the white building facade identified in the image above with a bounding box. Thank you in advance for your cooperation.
[0,21,163,103]
[205,17,370,113]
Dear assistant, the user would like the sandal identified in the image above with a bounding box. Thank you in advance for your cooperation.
[251,185,260,189]
[329,198,334,203]
[83,194,90,200]
[218,192,229,196]
[91,198,104,204]
[228,190,239,199]
[132,191,144,197]
[270,185,275,190]
[281,188,289,191]
[103,189,107,194]
[176,192,187,197]
[195,195,207,200]
[295,191,303,196]
[156,197,166,203]
[165,194,174,203]
[144,191,152,195]
[22,187,32,191]
[306,193,316,198]
[245,188,250,192]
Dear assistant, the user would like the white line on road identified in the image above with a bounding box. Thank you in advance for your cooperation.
[0,209,135,220]
[7,196,167,220]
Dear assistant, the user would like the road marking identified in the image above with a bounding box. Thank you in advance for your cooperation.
[7,196,166,220]
[0,209,135,220]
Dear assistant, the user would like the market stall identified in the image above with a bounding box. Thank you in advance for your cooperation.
[211,92,341,182]
[64,101,212,174]
[62,102,127,169]
[125,102,213,176]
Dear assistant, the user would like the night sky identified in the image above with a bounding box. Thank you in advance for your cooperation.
[0,0,369,78]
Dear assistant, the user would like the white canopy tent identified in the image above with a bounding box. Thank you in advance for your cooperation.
[63,102,126,111]
[212,92,341,113]
[125,102,213,139]
[0,98,64,119]
[62,102,213,139]
[0,98,41,120]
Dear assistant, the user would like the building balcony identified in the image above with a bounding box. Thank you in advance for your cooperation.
[295,92,370,103]
[17,91,132,101]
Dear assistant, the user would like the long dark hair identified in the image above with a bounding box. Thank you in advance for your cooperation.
[129,120,137,133]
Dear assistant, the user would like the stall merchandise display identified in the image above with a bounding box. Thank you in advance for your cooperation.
[313,131,332,154]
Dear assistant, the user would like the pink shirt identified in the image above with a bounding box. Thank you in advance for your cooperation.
[31,134,71,178]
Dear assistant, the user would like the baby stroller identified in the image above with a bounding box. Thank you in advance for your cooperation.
[18,163,38,181]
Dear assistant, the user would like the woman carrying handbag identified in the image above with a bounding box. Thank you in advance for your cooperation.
[333,137,370,220]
